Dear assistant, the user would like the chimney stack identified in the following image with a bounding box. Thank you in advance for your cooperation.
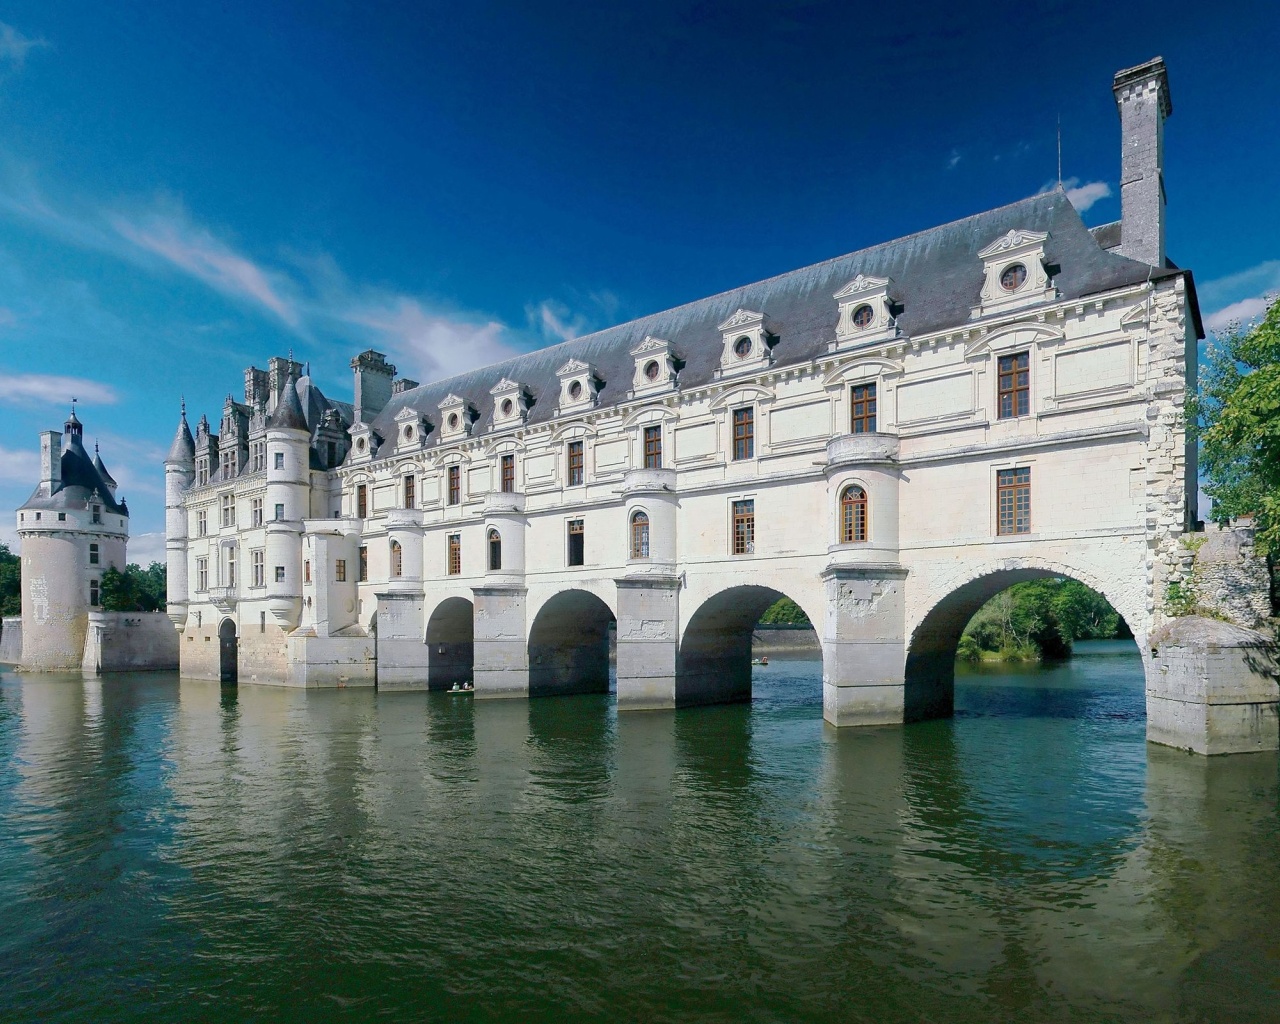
[351,350,397,424]
[39,430,62,496]
[1113,57,1171,268]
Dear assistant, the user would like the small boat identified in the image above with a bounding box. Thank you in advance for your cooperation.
[751,656,769,666]
[449,681,475,694]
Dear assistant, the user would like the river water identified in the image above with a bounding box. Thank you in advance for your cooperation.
[2,640,1278,1023]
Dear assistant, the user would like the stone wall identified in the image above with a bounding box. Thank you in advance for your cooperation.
[1183,523,1274,630]
[0,617,21,664]
[81,611,180,674]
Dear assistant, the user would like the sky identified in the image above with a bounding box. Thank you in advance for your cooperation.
[0,0,1277,562]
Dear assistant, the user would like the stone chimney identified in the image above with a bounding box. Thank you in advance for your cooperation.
[1113,56,1171,268]
[351,350,397,424]
[39,430,62,496]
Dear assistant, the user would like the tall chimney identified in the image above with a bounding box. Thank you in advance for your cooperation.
[39,430,62,496]
[351,350,397,424]
[1113,57,1171,268]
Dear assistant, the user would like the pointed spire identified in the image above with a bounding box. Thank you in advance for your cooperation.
[93,443,118,491]
[267,367,308,431]
[167,399,196,464]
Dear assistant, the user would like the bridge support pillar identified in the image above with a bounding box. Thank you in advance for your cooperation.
[822,565,908,727]
[615,575,680,710]
[374,589,427,690]
[472,585,529,699]
[1146,616,1280,755]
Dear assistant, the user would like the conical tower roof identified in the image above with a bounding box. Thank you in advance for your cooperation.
[167,402,195,463]
[92,443,118,488]
[268,373,308,431]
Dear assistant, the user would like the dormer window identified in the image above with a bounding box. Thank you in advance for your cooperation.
[438,394,474,440]
[831,275,899,351]
[852,304,874,329]
[1000,263,1027,291]
[974,229,1053,318]
[629,337,678,397]
[716,310,776,377]
[555,359,601,414]
[489,378,530,430]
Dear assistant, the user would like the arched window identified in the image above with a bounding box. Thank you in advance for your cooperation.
[630,510,650,559]
[487,528,502,571]
[390,539,403,578]
[840,486,868,543]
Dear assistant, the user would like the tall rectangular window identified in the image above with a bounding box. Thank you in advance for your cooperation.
[403,474,415,509]
[998,352,1030,419]
[359,546,368,582]
[567,519,585,566]
[732,408,754,461]
[567,441,584,486]
[274,451,284,470]
[196,558,208,592]
[850,383,877,434]
[226,547,236,588]
[89,579,99,607]
[447,534,461,576]
[251,498,263,527]
[501,454,515,493]
[221,493,235,528]
[447,466,461,505]
[274,503,284,521]
[197,509,208,536]
[92,505,102,525]
[643,425,662,469]
[89,543,99,565]
[357,485,368,518]
[304,560,311,584]
[335,559,346,582]
[732,499,755,555]
[996,467,1032,535]
[252,549,264,587]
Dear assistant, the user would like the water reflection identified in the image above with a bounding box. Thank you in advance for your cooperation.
[1,643,1278,1023]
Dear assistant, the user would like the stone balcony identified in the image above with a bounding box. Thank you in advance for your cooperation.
[621,468,676,496]
[384,508,425,529]
[483,490,526,515]
[825,432,899,469]
[208,586,237,612]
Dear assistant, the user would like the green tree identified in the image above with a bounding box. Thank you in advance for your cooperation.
[0,542,20,616]
[101,562,167,612]
[759,597,811,626]
[1195,295,1280,558]
[960,578,1125,662]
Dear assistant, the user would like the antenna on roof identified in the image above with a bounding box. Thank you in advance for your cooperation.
[1056,114,1063,186]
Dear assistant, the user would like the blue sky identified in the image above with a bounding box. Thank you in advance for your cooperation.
[0,1,1276,561]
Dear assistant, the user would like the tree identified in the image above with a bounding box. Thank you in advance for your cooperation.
[959,578,1126,662]
[100,562,167,612]
[0,543,19,616]
[759,597,811,626]
[1196,295,1280,558]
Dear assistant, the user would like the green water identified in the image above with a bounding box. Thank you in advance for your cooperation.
[2,640,1278,1022]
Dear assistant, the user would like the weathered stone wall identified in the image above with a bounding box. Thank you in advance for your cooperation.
[81,611,180,674]
[0,617,21,664]
[1182,523,1274,630]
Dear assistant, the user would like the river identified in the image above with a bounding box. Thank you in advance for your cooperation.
[1,640,1277,1022]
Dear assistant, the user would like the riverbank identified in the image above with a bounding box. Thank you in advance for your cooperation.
[752,625,821,655]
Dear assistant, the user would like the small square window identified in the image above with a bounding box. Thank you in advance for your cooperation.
[274,452,285,470]
[274,566,286,583]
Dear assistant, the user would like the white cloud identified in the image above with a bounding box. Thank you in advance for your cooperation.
[0,22,47,70]
[1199,260,1280,334]
[126,531,166,567]
[0,444,38,484]
[1063,179,1111,213]
[110,210,301,328]
[946,149,961,169]
[0,373,118,407]
[528,298,590,343]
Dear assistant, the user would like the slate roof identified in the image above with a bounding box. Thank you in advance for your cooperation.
[368,187,1195,449]
[22,433,128,515]
[267,372,309,430]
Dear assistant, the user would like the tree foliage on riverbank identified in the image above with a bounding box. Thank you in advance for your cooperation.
[0,544,19,616]
[1195,296,1280,559]
[100,563,167,612]
[958,579,1127,663]
[760,597,811,626]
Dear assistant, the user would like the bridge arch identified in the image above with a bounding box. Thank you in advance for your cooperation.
[425,595,473,690]
[527,588,616,697]
[677,584,823,708]
[903,557,1142,722]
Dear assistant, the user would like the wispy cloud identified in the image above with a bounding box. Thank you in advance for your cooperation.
[0,444,39,484]
[946,148,961,170]
[525,291,621,345]
[1041,176,1112,213]
[126,531,166,567]
[0,373,118,406]
[1199,259,1280,334]
[0,22,48,71]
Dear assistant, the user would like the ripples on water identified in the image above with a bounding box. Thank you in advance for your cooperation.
[1,641,1278,1023]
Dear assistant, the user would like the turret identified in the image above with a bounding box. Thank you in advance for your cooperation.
[264,372,310,629]
[165,401,196,628]
[93,443,118,500]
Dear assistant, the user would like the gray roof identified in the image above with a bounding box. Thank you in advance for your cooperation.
[22,434,128,515]
[168,412,195,464]
[268,373,308,430]
[92,447,118,488]
[369,188,1192,447]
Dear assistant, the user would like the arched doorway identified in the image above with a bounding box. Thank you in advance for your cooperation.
[426,596,474,690]
[218,618,238,684]
[905,568,1137,722]
[677,585,821,707]
[528,590,615,697]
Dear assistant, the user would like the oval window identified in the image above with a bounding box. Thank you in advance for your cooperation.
[448,413,459,429]
[356,437,366,452]
[404,425,414,440]
[733,336,752,359]
[1000,263,1027,291]
[852,304,874,329]
[644,360,660,381]
[502,398,514,416]
[569,380,583,400]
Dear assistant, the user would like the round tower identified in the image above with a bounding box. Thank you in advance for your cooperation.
[16,409,130,671]
[165,402,196,628]
[264,373,310,629]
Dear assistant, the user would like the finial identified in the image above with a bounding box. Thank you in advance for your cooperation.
[95,441,100,455]
[180,395,187,419]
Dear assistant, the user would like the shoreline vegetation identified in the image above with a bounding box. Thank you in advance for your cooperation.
[756,581,1129,663]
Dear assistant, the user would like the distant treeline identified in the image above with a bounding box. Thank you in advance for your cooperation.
[759,582,1127,662]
